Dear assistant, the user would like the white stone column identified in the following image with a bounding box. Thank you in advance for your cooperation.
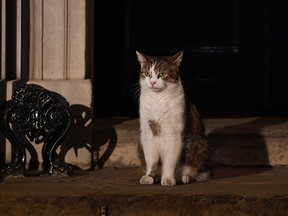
[1,0,6,80]
[29,0,87,80]
[29,0,43,80]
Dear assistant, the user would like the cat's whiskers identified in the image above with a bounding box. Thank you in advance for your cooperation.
[129,83,141,101]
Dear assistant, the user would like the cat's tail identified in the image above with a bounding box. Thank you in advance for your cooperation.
[181,167,213,183]
[194,169,213,182]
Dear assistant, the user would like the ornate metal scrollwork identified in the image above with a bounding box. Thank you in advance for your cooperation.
[0,84,72,177]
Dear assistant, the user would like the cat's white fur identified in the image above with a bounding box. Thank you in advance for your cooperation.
[137,52,186,186]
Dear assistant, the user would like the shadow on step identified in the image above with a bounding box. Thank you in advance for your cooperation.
[208,117,288,179]
[92,117,134,169]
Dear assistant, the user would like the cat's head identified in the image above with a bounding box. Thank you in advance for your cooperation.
[136,51,183,92]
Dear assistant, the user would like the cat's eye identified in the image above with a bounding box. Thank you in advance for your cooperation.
[158,72,167,78]
[142,72,150,77]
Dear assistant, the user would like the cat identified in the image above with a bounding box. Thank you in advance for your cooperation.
[136,51,210,186]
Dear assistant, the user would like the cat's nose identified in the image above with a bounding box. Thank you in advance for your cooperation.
[150,80,157,87]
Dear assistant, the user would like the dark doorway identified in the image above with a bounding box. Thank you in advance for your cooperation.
[94,0,288,117]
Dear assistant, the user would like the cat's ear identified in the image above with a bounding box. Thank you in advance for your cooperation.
[136,51,148,67]
[170,51,184,66]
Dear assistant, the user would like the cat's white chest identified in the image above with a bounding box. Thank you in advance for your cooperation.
[140,86,185,132]
[141,93,169,115]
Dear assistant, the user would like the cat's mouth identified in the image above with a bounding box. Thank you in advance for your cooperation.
[150,86,163,91]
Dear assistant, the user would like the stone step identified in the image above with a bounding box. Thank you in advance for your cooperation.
[207,117,288,166]
[1,167,288,215]
[93,117,288,168]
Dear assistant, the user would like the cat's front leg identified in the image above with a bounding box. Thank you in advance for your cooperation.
[161,160,177,186]
[140,175,154,184]
[140,162,159,184]
[139,141,160,185]
[140,165,157,185]
[160,136,182,186]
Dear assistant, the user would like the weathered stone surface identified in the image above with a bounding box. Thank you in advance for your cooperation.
[0,167,288,216]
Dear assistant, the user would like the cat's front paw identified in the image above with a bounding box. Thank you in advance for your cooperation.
[161,177,176,186]
[140,175,154,185]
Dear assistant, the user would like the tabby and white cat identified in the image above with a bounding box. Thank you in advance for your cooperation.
[136,51,210,186]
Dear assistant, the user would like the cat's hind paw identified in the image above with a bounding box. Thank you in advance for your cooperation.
[181,175,191,184]
[140,175,154,185]
[161,177,176,186]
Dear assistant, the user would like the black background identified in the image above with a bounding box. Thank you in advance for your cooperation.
[94,0,288,117]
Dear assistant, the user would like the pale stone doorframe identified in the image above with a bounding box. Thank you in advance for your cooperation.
[0,0,95,171]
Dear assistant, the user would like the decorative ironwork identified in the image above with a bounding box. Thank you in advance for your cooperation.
[0,84,72,177]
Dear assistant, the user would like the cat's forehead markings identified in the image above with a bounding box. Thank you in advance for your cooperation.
[149,63,157,73]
